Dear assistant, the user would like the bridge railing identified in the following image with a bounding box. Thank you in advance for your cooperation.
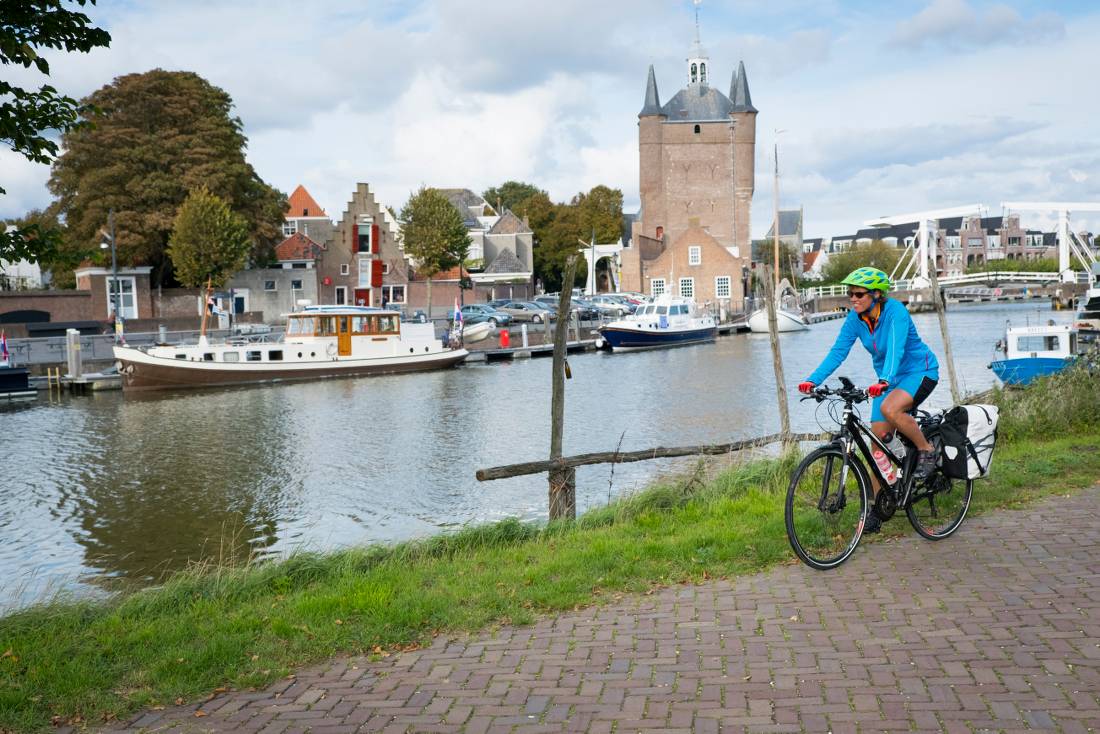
[800,271,1080,300]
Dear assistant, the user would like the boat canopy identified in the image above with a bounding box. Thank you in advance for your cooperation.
[1005,325,1075,360]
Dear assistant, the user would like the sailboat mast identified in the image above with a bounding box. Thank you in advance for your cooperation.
[772,141,780,294]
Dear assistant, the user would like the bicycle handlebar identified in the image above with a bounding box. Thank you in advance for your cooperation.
[800,378,869,405]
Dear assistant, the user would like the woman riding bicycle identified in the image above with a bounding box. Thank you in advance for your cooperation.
[798,267,940,530]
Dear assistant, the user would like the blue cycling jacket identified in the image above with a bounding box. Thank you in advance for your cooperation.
[806,298,939,387]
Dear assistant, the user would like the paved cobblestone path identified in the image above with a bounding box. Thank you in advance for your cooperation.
[110,486,1100,733]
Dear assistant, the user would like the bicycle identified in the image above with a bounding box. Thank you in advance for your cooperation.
[785,376,974,570]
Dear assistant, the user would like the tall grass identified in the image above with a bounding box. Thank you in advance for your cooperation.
[990,357,1100,440]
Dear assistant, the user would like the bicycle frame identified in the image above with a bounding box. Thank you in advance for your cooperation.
[830,400,920,509]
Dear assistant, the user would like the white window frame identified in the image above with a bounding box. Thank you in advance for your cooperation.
[383,284,406,304]
[715,275,731,299]
[358,255,371,287]
[679,277,694,299]
[688,246,701,266]
[264,280,276,291]
[340,263,349,276]
[650,278,666,297]
[290,278,303,291]
[335,286,347,305]
[106,276,137,319]
[282,221,298,237]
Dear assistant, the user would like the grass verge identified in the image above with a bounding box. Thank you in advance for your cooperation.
[2,367,1099,730]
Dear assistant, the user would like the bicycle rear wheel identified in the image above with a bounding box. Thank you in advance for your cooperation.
[905,469,973,540]
[785,446,870,569]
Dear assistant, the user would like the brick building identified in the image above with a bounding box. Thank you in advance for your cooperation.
[620,20,752,307]
[315,183,404,308]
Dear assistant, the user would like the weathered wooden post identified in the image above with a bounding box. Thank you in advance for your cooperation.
[927,267,961,404]
[763,265,792,438]
[549,256,579,520]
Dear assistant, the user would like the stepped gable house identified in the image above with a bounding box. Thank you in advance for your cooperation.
[316,183,404,308]
[620,19,755,306]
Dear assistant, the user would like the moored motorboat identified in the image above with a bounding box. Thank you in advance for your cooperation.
[989,322,1079,386]
[598,295,716,352]
[114,305,468,391]
[462,321,493,343]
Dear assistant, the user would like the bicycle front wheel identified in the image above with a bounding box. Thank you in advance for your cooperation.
[785,446,870,570]
[906,469,973,540]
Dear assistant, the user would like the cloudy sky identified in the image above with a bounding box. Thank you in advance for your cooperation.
[3,0,1098,238]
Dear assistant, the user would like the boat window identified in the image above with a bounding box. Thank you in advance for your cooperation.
[287,317,316,336]
[175,354,186,360]
[1016,335,1059,352]
[377,315,398,333]
[247,351,263,362]
[656,306,668,315]
[316,317,337,336]
[269,350,283,361]
[223,352,240,362]
[339,317,349,334]
[203,353,214,361]
[351,316,370,334]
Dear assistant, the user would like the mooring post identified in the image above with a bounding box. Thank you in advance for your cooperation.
[763,266,792,439]
[549,255,579,520]
[928,267,961,404]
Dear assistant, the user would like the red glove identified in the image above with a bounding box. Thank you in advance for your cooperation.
[867,381,888,398]
[798,381,815,395]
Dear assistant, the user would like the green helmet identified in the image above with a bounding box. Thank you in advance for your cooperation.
[841,267,891,293]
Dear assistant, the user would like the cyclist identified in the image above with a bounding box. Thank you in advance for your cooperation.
[798,267,939,532]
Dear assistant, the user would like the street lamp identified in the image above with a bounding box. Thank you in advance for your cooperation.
[99,208,120,339]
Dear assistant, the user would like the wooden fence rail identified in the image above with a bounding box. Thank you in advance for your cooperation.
[476,431,828,482]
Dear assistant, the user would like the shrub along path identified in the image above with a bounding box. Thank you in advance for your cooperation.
[95,483,1100,733]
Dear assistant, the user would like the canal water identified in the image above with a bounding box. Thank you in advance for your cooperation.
[0,302,1068,611]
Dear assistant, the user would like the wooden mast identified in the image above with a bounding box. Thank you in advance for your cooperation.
[199,276,212,342]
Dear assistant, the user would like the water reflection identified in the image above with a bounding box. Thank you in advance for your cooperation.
[0,302,1070,610]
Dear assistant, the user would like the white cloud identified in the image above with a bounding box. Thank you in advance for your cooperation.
[891,0,1064,50]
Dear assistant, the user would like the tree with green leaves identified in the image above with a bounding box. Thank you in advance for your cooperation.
[481,181,546,215]
[48,69,285,287]
[0,0,111,264]
[166,187,250,288]
[820,240,902,285]
[400,187,470,316]
[751,239,803,287]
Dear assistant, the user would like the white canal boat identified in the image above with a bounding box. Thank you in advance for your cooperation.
[114,305,467,391]
[597,295,717,351]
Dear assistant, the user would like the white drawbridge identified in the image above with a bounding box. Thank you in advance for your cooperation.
[1001,202,1100,283]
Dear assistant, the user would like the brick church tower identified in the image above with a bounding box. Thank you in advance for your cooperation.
[628,21,757,256]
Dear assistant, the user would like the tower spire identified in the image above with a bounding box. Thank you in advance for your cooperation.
[687,0,709,86]
[730,60,757,112]
[639,64,662,117]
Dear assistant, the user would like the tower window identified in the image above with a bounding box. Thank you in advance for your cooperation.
[694,124,701,134]
[691,63,698,83]
[700,63,707,84]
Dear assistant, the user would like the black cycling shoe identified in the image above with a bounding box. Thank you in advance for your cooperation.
[913,450,937,482]
[863,510,882,534]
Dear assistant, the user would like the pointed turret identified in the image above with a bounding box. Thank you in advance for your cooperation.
[729,60,757,113]
[639,65,663,117]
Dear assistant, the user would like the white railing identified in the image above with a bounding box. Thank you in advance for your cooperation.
[801,271,1074,300]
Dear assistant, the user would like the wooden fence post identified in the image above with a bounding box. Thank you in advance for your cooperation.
[927,267,961,404]
[549,255,579,520]
[763,266,792,438]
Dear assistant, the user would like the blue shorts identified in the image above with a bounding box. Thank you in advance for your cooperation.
[871,371,939,422]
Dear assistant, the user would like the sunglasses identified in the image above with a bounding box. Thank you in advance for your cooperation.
[847,290,871,300]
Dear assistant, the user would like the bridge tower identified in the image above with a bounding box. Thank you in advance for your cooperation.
[1001,202,1100,283]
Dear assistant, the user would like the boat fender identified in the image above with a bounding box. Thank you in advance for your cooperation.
[326,343,337,358]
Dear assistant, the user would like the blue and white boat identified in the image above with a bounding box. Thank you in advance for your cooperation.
[597,295,717,352]
[989,323,1078,386]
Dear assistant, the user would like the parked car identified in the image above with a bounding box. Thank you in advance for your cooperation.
[576,297,622,318]
[486,298,512,309]
[534,295,598,320]
[447,303,513,327]
[590,294,633,316]
[497,301,555,323]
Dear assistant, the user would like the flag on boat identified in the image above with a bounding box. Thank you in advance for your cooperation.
[454,297,462,327]
[0,330,8,365]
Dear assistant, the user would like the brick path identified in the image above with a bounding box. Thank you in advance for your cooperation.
[108,486,1100,733]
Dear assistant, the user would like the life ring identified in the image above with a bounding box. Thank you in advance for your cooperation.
[326,343,337,358]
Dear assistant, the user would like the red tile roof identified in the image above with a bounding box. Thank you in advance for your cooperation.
[275,233,324,262]
[803,251,820,270]
[286,185,328,218]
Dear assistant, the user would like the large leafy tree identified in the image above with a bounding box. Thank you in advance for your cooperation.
[0,0,111,263]
[400,187,470,315]
[48,69,285,286]
[167,187,250,288]
[481,181,545,215]
[512,185,624,292]
[820,240,903,285]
